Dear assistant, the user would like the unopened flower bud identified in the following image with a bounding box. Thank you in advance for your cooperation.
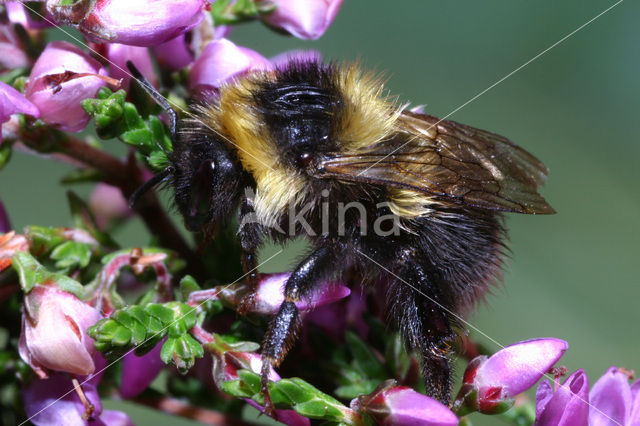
[25,41,110,132]
[189,38,271,94]
[260,0,343,40]
[351,380,458,426]
[455,338,568,415]
[120,340,165,398]
[89,182,133,229]
[105,43,157,92]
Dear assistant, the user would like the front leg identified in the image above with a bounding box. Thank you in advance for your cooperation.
[237,197,263,315]
[260,245,335,414]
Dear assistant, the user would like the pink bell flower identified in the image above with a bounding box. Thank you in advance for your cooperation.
[189,38,272,94]
[19,284,103,378]
[66,0,207,47]
[105,43,157,92]
[260,0,343,40]
[25,41,109,132]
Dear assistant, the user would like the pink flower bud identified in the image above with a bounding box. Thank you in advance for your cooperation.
[247,272,350,315]
[351,381,458,426]
[6,2,54,30]
[25,41,108,132]
[89,183,133,229]
[105,43,157,92]
[260,0,344,40]
[152,34,194,71]
[456,338,568,415]
[189,38,272,94]
[0,81,39,142]
[535,370,590,426]
[74,0,206,47]
[0,20,30,72]
[120,340,165,398]
[19,285,102,378]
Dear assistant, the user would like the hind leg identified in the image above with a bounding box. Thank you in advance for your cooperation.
[387,261,456,403]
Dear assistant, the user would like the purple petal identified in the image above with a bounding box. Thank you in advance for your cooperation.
[120,340,165,398]
[23,374,103,426]
[78,0,205,47]
[152,34,194,70]
[535,380,554,419]
[6,2,54,30]
[189,39,271,93]
[474,338,568,397]
[262,0,344,40]
[94,410,135,426]
[252,273,350,314]
[0,80,40,124]
[535,369,589,426]
[0,199,10,233]
[589,367,632,426]
[630,378,640,426]
[106,43,157,91]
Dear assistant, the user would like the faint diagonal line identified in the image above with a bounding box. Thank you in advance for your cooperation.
[16,1,276,173]
[356,0,625,176]
[356,249,622,426]
[19,249,284,425]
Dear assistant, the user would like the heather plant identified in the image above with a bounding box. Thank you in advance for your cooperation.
[0,1,635,425]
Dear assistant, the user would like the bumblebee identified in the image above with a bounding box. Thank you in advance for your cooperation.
[129,59,553,410]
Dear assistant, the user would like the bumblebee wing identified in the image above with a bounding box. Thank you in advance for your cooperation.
[315,111,554,214]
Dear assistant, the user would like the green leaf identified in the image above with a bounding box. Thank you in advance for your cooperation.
[179,275,201,300]
[25,226,68,255]
[345,332,386,380]
[50,241,92,270]
[220,379,253,398]
[12,252,84,297]
[90,301,200,372]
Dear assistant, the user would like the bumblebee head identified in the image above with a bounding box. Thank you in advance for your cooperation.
[171,131,243,232]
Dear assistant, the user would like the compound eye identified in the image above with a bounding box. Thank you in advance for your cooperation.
[185,160,215,230]
[297,152,313,168]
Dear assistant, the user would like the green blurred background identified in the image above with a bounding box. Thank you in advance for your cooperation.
[2,0,639,424]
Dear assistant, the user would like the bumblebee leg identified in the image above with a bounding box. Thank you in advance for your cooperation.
[260,245,334,414]
[389,263,455,404]
[237,198,263,315]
